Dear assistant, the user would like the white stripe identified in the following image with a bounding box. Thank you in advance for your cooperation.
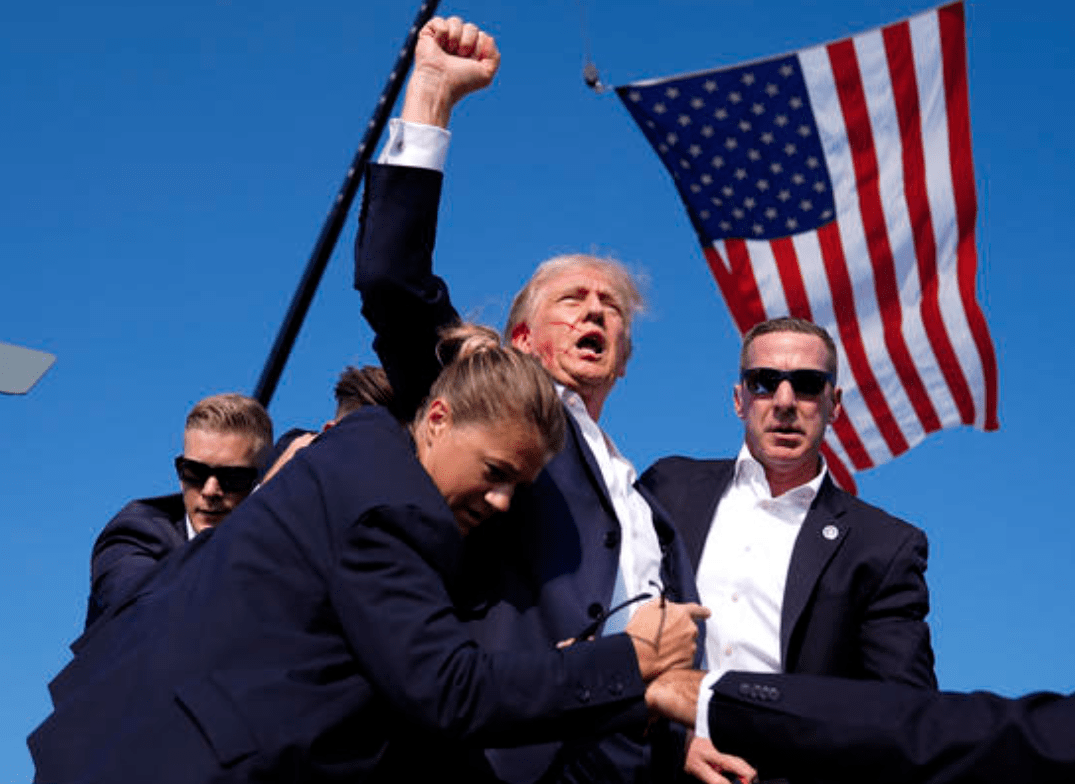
[855,27,963,433]
[800,43,911,465]
[791,230,888,466]
[911,8,989,430]
[740,240,790,319]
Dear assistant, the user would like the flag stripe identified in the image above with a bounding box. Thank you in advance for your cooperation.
[939,2,1000,430]
[819,441,857,492]
[800,42,908,464]
[828,37,943,442]
[771,236,813,319]
[882,21,977,427]
[816,221,909,456]
[703,243,766,332]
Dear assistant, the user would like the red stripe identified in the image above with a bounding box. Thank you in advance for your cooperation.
[770,236,813,320]
[703,242,767,332]
[816,221,909,457]
[939,2,1000,430]
[883,20,976,426]
[830,404,873,471]
[828,38,942,437]
[820,441,858,494]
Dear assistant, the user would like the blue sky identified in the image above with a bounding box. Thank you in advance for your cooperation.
[3,1,1073,778]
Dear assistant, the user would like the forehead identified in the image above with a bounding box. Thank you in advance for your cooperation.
[745,330,831,370]
[183,428,260,465]
[538,266,626,306]
[459,418,548,483]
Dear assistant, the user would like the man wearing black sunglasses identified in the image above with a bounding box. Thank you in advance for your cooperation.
[640,316,935,782]
[86,393,272,627]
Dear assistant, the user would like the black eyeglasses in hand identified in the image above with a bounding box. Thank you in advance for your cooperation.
[570,580,668,642]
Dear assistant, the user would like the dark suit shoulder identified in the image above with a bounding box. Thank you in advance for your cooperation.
[93,494,186,556]
[818,480,926,544]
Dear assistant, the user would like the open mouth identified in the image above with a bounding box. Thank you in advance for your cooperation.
[576,332,606,356]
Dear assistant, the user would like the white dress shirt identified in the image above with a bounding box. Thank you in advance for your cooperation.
[695,444,826,737]
[561,387,663,616]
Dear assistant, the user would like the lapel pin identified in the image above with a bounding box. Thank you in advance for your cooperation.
[822,524,840,541]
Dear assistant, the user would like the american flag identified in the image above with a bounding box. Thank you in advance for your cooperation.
[617,1,997,491]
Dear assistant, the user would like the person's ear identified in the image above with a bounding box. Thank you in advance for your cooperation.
[829,386,843,424]
[510,322,532,352]
[426,398,452,441]
[733,383,746,419]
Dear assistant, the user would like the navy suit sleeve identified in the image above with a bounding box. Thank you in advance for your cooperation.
[87,497,185,628]
[354,163,459,422]
[857,525,936,688]
[707,672,1075,783]
[328,503,649,745]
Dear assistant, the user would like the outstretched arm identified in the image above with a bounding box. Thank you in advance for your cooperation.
[354,17,500,421]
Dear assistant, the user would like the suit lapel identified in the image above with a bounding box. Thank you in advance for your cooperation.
[562,412,617,517]
[780,476,849,663]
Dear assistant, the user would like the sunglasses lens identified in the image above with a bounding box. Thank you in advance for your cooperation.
[789,370,830,396]
[743,368,780,395]
[216,467,258,494]
[175,457,210,487]
[175,457,257,494]
[742,368,831,397]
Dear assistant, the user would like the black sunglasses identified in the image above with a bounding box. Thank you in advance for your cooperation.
[174,456,259,495]
[741,367,834,397]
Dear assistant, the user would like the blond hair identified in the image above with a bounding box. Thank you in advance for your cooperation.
[420,323,565,457]
[185,393,273,457]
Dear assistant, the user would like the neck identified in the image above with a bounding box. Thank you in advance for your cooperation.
[763,460,821,498]
[571,385,608,421]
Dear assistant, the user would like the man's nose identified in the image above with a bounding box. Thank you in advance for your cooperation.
[201,475,224,497]
[773,379,797,406]
[582,294,606,325]
[485,484,514,513]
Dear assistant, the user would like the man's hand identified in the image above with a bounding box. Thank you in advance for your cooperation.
[400,16,501,128]
[644,667,705,725]
[684,735,758,784]
[626,599,709,680]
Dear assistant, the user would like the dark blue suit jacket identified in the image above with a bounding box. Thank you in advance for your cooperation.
[707,671,1075,783]
[639,457,936,687]
[86,493,186,628]
[30,409,649,784]
[354,163,698,783]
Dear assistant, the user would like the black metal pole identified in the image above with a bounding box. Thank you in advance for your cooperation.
[254,0,441,406]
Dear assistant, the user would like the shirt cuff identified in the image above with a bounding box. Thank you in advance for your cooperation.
[693,670,721,740]
[377,118,450,172]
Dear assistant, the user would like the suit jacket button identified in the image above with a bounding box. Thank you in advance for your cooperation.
[603,530,620,548]
[588,602,604,619]
[770,687,781,701]
[577,687,592,703]
[609,679,624,696]
[739,683,751,697]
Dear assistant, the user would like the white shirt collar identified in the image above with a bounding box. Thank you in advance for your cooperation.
[732,443,827,509]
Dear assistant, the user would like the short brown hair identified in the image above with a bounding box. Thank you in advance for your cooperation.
[740,317,839,378]
[420,323,566,458]
[504,254,645,362]
[185,393,273,458]
[334,366,392,419]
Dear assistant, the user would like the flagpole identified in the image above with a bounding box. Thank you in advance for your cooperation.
[253,0,441,407]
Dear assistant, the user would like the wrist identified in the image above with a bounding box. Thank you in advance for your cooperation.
[399,66,456,128]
